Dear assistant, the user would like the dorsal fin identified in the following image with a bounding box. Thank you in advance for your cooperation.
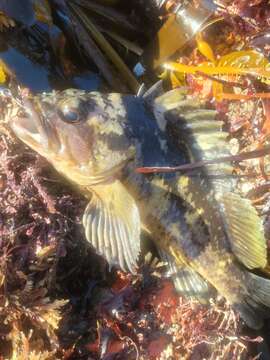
[164,104,234,194]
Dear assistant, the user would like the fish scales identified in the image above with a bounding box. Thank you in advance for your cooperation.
[7,87,270,329]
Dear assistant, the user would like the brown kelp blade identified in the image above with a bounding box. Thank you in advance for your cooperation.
[94,0,120,5]
[70,0,142,35]
[0,0,35,26]
[99,28,143,56]
[68,2,140,93]
[66,4,127,92]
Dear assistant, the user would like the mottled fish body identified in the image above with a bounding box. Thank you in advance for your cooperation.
[7,87,270,329]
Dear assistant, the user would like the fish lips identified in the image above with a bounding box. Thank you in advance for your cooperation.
[10,98,50,151]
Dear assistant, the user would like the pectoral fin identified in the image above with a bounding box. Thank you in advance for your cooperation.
[221,192,267,269]
[83,180,141,273]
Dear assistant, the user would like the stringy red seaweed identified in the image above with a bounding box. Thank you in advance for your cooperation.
[1,0,270,358]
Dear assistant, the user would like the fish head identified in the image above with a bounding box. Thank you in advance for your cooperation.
[8,88,135,185]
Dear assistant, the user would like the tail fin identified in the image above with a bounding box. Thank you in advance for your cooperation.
[234,272,270,329]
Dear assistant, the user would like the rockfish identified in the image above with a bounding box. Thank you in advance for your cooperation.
[6,86,270,329]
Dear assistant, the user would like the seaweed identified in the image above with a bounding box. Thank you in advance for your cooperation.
[0,1,270,359]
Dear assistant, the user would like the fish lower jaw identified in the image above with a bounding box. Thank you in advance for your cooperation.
[10,119,48,150]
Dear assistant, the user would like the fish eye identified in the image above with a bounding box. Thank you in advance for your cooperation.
[57,98,88,124]
[59,106,79,123]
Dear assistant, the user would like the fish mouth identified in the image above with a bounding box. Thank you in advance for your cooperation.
[10,97,50,150]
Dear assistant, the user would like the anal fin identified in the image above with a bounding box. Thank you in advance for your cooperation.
[159,250,215,304]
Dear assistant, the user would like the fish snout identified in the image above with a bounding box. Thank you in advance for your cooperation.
[9,96,50,150]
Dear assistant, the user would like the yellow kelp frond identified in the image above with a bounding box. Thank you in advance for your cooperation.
[0,65,6,84]
[170,70,185,88]
[196,33,216,63]
[217,50,270,85]
[165,50,270,87]
[218,92,270,100]
[0,59,13,84]
[164,60,270,82]
[158,69,185,89]
[218,50,269,69]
